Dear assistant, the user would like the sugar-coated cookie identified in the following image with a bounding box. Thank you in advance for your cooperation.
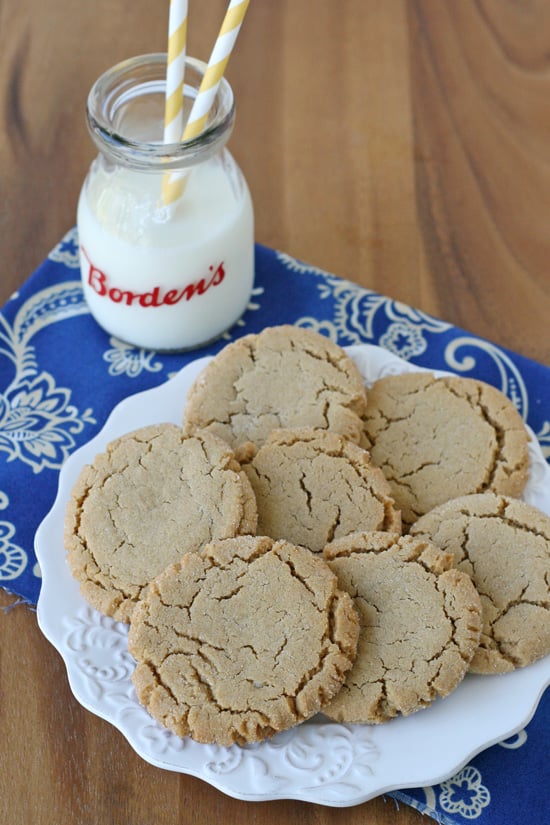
[362,372,530,525]
[322,532,482,723]
[410,493,550,673]
[182,325,368,447]
[128,535,359,745]
[65,423,257,622]
[239,427,401,551]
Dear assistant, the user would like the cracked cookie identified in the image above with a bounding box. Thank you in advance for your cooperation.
[362,372,530,526]
[238,428,401,552]
[182,325,368,448]
[409,493,550,674]
[322,531,482,723]
[128,535,360,745]
[65,423,257,622]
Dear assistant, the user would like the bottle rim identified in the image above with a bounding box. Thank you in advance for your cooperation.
[86,53,235,171]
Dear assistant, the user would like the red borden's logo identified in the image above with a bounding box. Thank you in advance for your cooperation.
[81,246,225,307]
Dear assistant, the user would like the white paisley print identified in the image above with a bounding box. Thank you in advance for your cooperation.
[0,233,97,583]
[438,766,491,820]
[0,283,95,473]
[47,226,80,269]
[0,492,26,580]
[278,251,451,359]
[103,337,163,378]
[279,251,550,432]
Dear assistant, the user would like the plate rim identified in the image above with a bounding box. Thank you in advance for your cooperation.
[35,343,550,807]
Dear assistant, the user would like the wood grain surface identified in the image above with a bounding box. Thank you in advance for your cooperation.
[0,2,548,823]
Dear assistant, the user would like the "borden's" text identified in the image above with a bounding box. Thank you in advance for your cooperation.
[83,249,226,307]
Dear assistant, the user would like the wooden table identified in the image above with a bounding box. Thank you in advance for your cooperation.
[1,2,548,823]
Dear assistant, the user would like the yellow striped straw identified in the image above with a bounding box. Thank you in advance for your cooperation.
[162,0,188,204]
[163,0,250,206]
[164,0,188,141]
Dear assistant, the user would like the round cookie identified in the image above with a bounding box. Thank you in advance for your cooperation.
[239,427,401,552]
[322,531,482,723]
[182,325,368,448]
[128,535,359,746]
[362,372,530,526]
[409,493,550,674]
[65,423,257,622]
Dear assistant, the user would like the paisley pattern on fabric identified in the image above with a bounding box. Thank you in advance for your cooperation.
[0,522,27,580]
[0,283,95,473]
[438,767,491,819]
[291,267,451,358]
[47,227,80,269]
[0,233,548,824]
[103,338,164,378]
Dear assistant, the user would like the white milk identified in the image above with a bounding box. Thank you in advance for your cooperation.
[78,149,254,350]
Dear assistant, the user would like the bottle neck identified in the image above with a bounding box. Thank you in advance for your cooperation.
[86,53,235,172]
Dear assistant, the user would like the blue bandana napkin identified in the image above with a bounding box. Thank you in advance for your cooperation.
[1,228,548,822]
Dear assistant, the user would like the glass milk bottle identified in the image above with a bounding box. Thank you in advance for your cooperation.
[77,54,254,351]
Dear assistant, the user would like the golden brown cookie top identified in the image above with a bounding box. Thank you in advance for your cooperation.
[128,535,359,746]
[362,372,530,526]
[64,423,257,622]
[322,531,482,724]
[239,427,401,551]
[410,493,550,673]
[182,325,368,448]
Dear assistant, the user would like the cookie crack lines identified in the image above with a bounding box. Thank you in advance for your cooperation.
[453,382,527,491]
[277,553,323,606]
[65,424,259,623]
[299,340,349,372]
[63,326,547,744]
[127,537,360,743]
[240,428,401,553]
[434,576,482,663]
[298,470,313,515]
[321,533,483,724]
[146,659,183,709]
[363,372,530,525]
[410,494,550,674]
[326,506,342,545]
[499,515,549,543]
[317,397,330,429]
[475,410,507,492]
[182,326,368,448]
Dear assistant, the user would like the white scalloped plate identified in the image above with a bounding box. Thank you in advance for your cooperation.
[35,345,550,807]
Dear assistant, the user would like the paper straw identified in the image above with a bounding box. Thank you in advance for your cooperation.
[164,0,188,143]
[162,0,250,205]
[161,1,188,205]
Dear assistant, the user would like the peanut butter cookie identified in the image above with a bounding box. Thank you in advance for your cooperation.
[65,423,257,622]
[182,325,368,447]
[322,531,482,723]
[239,427,401,551]
[410,493,550,673]
[362,372,530,526]
[128,535,359,745]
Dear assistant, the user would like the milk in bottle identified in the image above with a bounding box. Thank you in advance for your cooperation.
[77,54,254,351]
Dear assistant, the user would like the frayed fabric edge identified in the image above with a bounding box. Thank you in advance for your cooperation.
[1,586,37,613]
[388,791,448,824]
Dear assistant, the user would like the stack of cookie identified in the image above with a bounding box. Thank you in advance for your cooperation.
[64,325,550,746]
